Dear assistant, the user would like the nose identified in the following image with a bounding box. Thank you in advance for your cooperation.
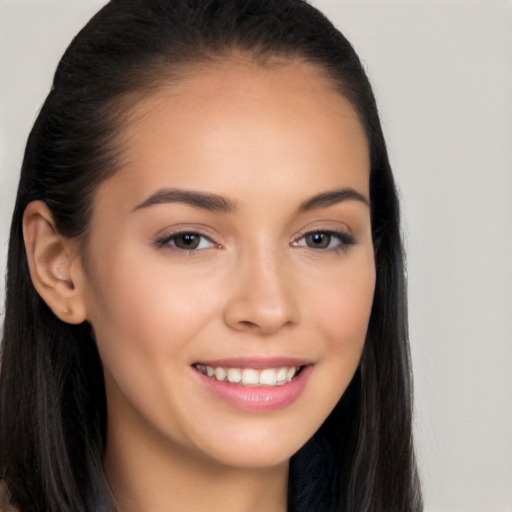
[223,246,299,335]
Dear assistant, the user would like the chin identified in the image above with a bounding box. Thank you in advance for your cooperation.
[183,417,318,471]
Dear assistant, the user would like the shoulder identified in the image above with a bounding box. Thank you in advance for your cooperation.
[0,480,19,512]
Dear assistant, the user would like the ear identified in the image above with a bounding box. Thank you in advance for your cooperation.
[23,201,88,325]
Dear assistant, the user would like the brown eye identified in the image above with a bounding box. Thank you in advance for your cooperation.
[173,233,202,250]
[155,232,215,251]
[293,230,355,251]
[305,232,331,249]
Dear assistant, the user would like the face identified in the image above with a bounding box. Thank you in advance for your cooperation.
[79,59,375,471]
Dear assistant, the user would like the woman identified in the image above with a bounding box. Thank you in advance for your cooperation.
[0,1,422,511]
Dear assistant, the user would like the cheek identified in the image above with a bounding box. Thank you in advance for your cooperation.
[85,260,219,432]
[293,255,375,433]
[90,266,210,359]
[85,249,229,401]
[306,252,375,388]
[316,256,375,339]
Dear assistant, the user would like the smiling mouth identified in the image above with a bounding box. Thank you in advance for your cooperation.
[193,364,305,387]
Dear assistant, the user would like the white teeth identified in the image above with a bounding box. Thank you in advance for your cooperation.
[215,367,226,381]
[276,367,288,383]
[196,364,301,386]
[259,368,277,386]
[241,368,259,385]
[227,368,242,384]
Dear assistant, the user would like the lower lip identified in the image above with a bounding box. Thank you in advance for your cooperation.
[193,365,312,411]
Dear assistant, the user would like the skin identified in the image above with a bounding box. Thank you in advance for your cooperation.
[24,58,375,512]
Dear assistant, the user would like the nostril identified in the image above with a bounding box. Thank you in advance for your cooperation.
[239,320,258,329]
[234,318,294,336]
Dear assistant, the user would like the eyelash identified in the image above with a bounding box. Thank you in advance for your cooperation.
[154,230,355,253]
[154,231,216,252]
[292,230,355,252]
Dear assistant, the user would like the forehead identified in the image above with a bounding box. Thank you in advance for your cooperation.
[99,58,370,209]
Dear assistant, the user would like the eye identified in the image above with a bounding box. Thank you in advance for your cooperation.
[155,232,215,251]
[293,230,355,251]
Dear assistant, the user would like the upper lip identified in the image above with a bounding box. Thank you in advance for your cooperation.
[192,357,311,369]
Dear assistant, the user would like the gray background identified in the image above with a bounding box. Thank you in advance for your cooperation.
[1,1,511,510]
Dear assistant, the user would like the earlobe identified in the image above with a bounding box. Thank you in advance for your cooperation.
[23,201,87,325]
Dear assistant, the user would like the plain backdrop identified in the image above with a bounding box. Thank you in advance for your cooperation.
[1,1,511,511]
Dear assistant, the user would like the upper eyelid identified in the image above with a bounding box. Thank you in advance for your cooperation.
[154,230,217,249]
[293,217,353,234]
[291,229,356,249]
[154,224,219,241]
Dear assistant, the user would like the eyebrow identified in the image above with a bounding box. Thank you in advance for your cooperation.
[133,186,369,214]
[133,188,237,213]
[298,188,369,211]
